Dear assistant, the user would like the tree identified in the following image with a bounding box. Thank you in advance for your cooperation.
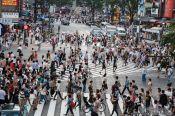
[47,0,73,6]
[85,0,104,21]
[161,23,175,58]
[109,0,139,24]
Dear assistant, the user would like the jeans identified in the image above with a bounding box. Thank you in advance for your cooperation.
[54,90,63,100]
[111,103,118,115]
[122,86,130,95]
[66,106,74,115]
[83,84,86,92]
[40,95,47,102]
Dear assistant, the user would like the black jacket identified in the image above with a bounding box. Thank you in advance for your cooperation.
[159,93,168,105]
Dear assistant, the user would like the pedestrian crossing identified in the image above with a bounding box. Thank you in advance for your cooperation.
[30,92,124,116]
[55,59,160,81]
[28,92,170,116]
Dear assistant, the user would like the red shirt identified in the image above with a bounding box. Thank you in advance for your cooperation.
[10,62,15,71]
[8,84,14,93]
[18,63,23,70]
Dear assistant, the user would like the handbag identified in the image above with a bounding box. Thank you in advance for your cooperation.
[70,101,76,108]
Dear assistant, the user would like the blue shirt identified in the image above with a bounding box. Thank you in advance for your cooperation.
[125,79,129,87]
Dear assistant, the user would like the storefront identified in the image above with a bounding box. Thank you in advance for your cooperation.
[142,27,163,41]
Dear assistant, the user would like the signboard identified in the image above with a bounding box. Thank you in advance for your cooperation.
[2,12,19,19]
[2,0,18,6]
[0,18,18,25]
[151,8,159,17]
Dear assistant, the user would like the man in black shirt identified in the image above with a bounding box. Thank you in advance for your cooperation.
[159,90,168,108]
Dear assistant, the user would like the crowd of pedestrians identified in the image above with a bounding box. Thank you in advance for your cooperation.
[0,21,174,116]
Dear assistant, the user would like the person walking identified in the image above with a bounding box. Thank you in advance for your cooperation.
[54,80,64,100]
[145,91,151,111]
[159,90,168,109]
[147,78,152,94]
[82,74,87,92]
[100,60,106,76]
[113,55,118,72]
[122,76,130,95]
[64,94,74,116]
[141,66,147,85]
[111,89,119,115]
[0,86,6,106]
[167,66,173,85]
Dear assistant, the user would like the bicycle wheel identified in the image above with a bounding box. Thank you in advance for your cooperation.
[82,105,91,113]
[99,102,106,112]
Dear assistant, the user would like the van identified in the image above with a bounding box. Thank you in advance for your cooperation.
[100,22,110,28]
[116,27,126,37]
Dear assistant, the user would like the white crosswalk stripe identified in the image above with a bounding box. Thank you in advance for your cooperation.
[55,59,158,81]
[29,92,171,116]
[34,102,45,116]
[106,94,117,116]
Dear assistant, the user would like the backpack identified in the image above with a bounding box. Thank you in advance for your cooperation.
[70,101,76,108]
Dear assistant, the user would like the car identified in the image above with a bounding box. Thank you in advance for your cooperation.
[116,27,126,37]
[106,29,117,38]
[61,19,70,25]
[100,22,111,28]
[86,21,96,26]
[90,28,104,37]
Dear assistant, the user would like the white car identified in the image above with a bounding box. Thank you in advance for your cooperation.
[116,27,126,37]
[106,29,117,38]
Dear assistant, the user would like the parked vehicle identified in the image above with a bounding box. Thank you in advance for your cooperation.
[116,27,126,37]
[61,18,70,25]
[86,21,97,26]
[100,22,110,28]
[105,25,117,37]
[90,27,104,37]
[106,29,117,38]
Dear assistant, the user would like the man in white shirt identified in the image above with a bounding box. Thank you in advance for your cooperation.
[53,80,63,100]
[167,66,173,84]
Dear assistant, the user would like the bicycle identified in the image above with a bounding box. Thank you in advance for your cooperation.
[82,96,106,113]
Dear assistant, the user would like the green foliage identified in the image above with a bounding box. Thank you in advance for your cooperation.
[109,0,139,23]
[168,23,175,31]
[162,23,175,47]
[85,0,104,21]
[47,0,73,6]
[161,23,175,58]
[85,0,104,11]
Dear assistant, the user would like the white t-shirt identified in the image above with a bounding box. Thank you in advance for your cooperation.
[0,89,6,100]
